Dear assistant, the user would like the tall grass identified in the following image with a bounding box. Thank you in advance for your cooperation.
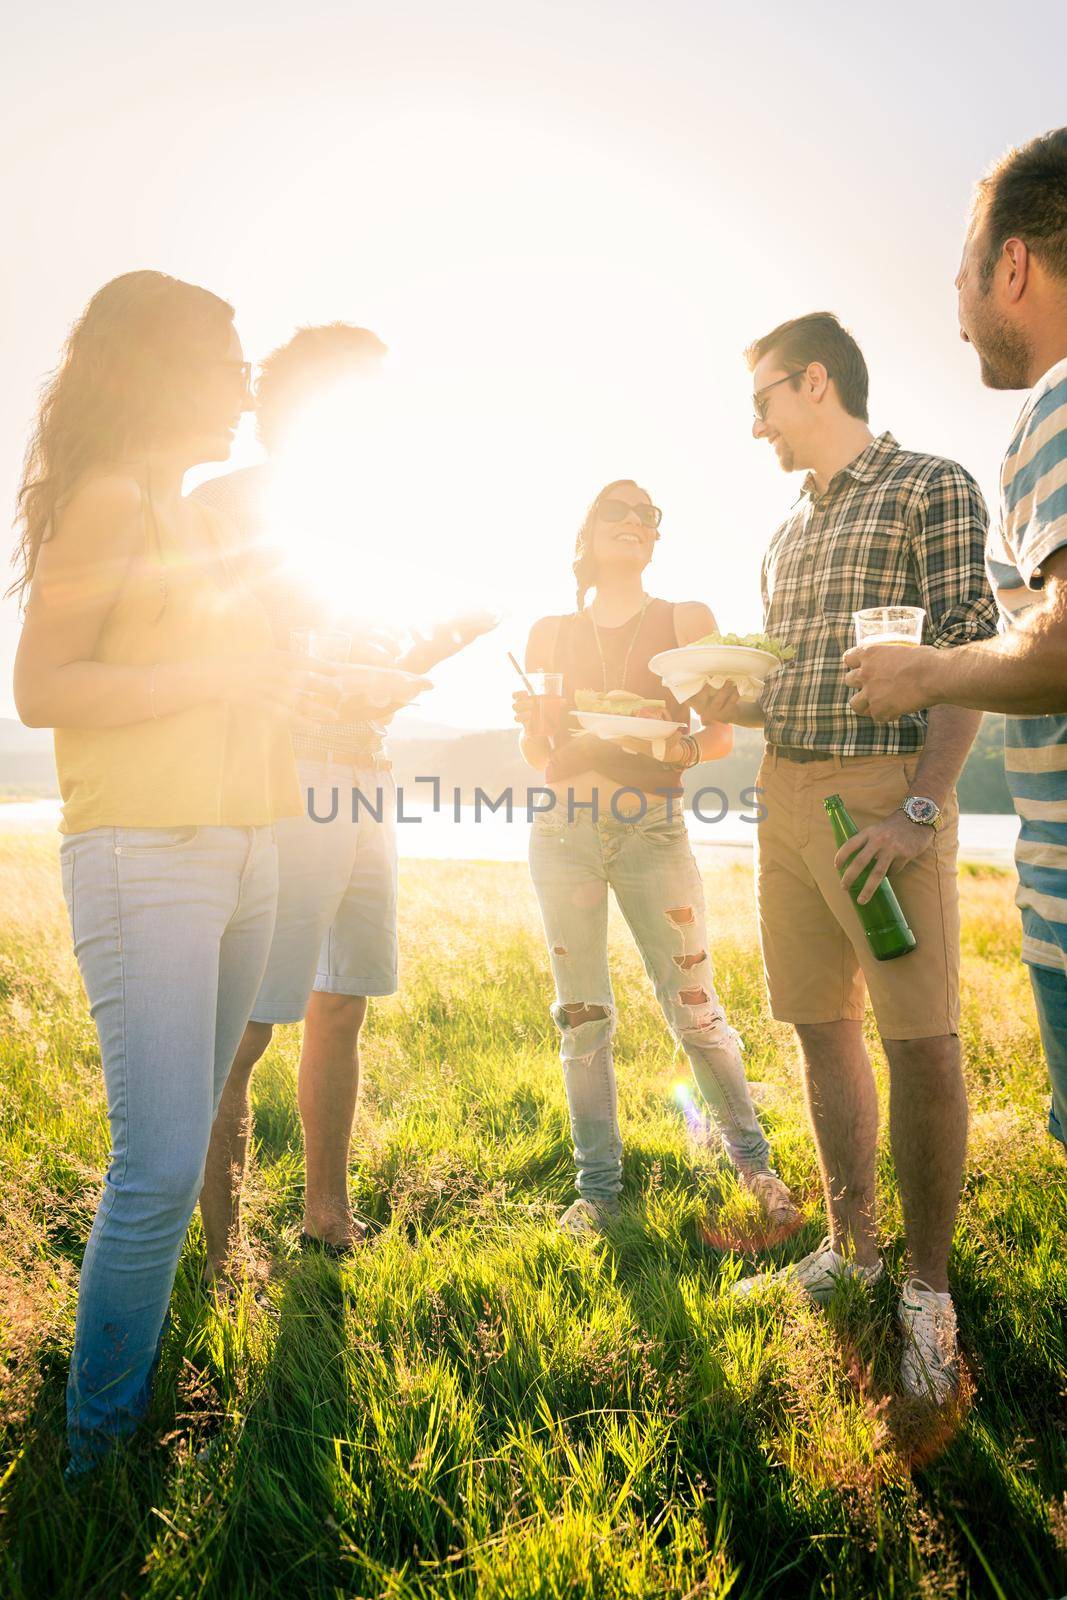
[0,831,1064,1598]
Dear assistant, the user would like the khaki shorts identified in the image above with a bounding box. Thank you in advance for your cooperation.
[755,750,960,1040]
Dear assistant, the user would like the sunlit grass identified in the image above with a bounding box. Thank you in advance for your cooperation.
[0,832,1064,1597]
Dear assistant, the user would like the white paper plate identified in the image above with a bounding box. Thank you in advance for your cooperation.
[649,644,782,682]
[573,710,685,761]
[343,664,432,707]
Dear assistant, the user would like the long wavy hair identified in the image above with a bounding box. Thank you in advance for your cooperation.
[572,478,655,612]
[10,270,236,601]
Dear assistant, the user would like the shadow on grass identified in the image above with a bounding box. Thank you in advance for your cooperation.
[0,1353,193,1600]
[198,1254,355,1596]
[598,1199,1066,1600]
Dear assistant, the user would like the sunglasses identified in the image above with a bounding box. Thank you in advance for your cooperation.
[597,498,662,529]
[214,360,253,389]
[753,369,806,422]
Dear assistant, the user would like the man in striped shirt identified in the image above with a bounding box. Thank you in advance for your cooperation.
[846,126,1067,1166]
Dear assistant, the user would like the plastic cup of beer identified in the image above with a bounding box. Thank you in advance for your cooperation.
[852,606,926,648]
[529,670,564,736]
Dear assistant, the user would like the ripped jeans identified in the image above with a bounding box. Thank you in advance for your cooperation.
[529,801,772,1204]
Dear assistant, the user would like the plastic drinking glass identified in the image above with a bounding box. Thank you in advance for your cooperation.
[289,629,350,717]
[529,670,565,737]
[852,606,926,648]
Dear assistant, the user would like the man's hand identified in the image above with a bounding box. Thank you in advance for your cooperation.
[689,680,742,724]
[834,809,934,904]
[336,662,431,724]
[404,611,500,673]
[349,634,402,668]
[211,651,345,723]
[843,642,944,722]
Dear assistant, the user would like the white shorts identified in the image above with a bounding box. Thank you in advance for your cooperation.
[251,761,398,1024]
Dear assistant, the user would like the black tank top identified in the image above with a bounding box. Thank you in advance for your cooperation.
[547,598,691,793]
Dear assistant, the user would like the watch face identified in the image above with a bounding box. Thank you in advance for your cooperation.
[905,796,938,825]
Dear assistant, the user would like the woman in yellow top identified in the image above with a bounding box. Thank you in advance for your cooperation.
[11,270,340,1477]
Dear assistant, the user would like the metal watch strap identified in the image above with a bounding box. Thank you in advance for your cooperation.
[901,796,943,831]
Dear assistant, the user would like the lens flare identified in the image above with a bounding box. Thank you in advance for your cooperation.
[261,374,502,637]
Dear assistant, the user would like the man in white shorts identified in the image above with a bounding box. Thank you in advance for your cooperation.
[193,324,490,1268]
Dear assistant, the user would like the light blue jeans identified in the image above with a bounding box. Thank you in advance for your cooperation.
[528,801,773,1204]
[59,823,278,1473]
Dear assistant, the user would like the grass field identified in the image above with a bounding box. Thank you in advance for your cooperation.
[0,828,1064,1599]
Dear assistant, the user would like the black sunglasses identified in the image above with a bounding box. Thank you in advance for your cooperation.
[753,369,807,422]
[216,360,253,388]
[597,498,662,529]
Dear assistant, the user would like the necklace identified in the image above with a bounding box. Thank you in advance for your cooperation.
[589,596,650,692]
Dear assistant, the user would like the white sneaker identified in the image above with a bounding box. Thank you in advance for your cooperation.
[558,1198,617,1238]
[898,1278,959,1403]
[732,1235,883,1302]
[742,1171,801,1228]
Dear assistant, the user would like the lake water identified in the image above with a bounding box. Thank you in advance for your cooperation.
[0,797,1023,866]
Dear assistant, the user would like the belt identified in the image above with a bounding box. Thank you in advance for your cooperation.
[771,745,835,764]
[297,748,392,772]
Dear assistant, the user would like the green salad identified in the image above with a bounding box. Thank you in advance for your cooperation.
[691,631,796,663]
[574,689,668,716]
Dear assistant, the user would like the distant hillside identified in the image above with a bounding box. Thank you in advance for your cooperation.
[0,719,51,752]
[955,716,1013,813]
[392,717,1015,814]
[0,715,1016,812]
[0,720,57,797]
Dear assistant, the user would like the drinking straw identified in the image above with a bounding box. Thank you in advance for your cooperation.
[507,652,537,696]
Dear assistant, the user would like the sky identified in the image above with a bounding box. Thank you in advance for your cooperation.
[2,1,1066,729]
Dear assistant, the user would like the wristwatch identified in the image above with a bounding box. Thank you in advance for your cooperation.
[900,795,943,831]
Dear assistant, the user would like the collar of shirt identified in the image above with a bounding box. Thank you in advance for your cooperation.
[1009,356,1067,446]
[800,430,899,503]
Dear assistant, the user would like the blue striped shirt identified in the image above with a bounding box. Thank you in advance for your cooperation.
[986,357,1067,973]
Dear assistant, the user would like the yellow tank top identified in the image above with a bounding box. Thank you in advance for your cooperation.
[56,490,301,833]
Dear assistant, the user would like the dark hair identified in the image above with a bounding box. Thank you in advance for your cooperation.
[974,127,1067,286]
[572,479,653,611]
[744,311,869,422]
[11,270,236,600]
[255,323,387,450]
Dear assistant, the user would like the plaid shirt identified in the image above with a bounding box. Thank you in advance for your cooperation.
[760,432,998,755]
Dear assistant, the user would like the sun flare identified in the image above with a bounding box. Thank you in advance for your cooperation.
[259,374,504,643]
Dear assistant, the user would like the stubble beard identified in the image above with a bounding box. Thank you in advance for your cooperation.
[972,300,1033,391]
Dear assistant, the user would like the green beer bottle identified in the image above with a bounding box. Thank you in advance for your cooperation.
[824,793,917,960]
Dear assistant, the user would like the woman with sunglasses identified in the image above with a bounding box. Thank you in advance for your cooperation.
[11,271,341,1476]
[514,480,796,1236]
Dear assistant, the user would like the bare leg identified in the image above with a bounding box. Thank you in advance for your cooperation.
[200,1020,274,1281]
[795,1020,880,1267]
[883,1035,967,1293]
[299,991,368,1245]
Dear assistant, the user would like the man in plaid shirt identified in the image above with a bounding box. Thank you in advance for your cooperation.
[693,313,997,1402]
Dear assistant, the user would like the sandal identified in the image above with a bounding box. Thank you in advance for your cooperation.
[298,1222,368,1258]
